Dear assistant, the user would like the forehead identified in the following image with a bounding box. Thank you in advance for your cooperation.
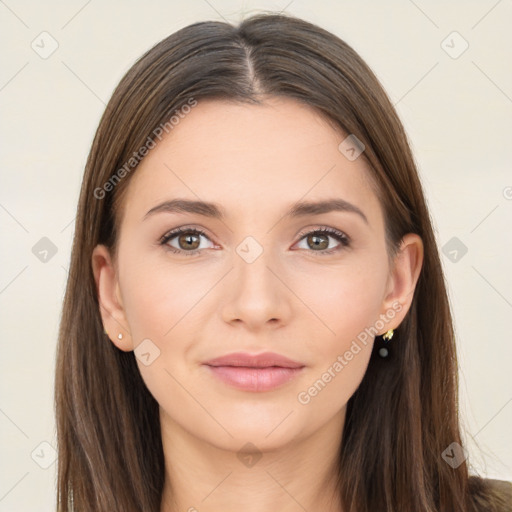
[120,97,380,224]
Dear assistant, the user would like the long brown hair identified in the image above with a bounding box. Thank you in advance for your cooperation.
[55,12,510,512]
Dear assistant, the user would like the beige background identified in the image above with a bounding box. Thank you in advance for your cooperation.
[1,0,511,510]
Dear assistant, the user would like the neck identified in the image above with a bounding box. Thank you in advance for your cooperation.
[159,408,346,512]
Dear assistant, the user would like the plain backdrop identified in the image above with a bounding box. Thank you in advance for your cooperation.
[1,0,511,510]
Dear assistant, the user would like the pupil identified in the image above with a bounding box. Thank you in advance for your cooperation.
[181,233,199,249]
[310,234,327,250]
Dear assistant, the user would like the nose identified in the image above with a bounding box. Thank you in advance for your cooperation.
[220,242,293,332]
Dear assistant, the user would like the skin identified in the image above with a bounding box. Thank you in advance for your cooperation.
[92,97,423,512]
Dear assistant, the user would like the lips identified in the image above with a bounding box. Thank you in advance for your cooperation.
[204,352,304,369]
[203,351,305,392]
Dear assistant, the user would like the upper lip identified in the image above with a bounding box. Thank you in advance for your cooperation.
[203,352,304,369]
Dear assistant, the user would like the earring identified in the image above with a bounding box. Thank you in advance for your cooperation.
[378,329,395,358]
[118,333,123,340]
[382,329,394,342]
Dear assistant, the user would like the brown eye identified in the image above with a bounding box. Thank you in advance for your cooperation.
[294,227,350,255]
[160,227,213,256]
[306,233,329,250]
[176,232,201,250]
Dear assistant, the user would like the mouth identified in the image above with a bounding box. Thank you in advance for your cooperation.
[202,352,305,392]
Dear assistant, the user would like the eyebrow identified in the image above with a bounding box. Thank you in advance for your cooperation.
[143,197,368,224]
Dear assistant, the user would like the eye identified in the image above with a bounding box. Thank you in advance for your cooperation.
[293,227,350,255]
[159,227,214,256]
[159,226,350,257]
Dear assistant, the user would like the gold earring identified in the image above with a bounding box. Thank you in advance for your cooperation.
[382,329,394,341]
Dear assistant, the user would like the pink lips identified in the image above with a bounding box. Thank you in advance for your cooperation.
[203,352,305,392]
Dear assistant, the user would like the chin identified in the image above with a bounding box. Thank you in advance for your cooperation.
[202,402,306,450]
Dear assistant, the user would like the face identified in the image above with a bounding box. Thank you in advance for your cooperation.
[93,97,420,453]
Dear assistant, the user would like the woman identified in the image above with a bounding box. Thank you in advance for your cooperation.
[54,12,512,512]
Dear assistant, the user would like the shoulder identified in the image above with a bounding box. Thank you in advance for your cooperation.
[468,476,512,512]
[485,477,512,499]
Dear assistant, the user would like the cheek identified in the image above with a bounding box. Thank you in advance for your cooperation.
[292,270,383,416]
[290,256,387,406]
[118,248,210,340]
[115,238,389,447]
[292,258,388,350]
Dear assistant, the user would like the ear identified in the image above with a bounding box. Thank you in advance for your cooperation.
[91,244,134,351]
[378,233,424,333]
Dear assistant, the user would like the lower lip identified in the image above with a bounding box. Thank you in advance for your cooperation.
[204,365,303,392]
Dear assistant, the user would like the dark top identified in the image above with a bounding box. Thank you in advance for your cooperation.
[471,477,512,511]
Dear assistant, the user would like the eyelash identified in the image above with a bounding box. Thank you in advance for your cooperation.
[159,226,350,257]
